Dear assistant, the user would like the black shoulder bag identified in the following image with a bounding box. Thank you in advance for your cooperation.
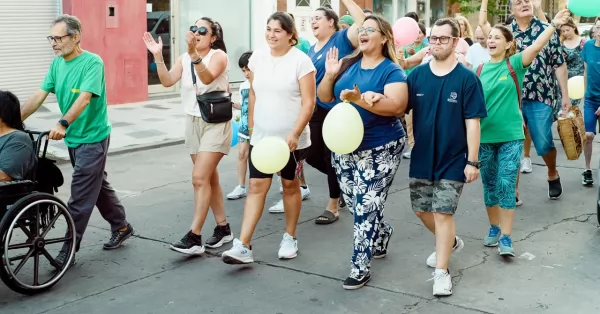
[191,62,232,123]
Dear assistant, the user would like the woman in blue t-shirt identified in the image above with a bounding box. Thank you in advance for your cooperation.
[317,15,408,290]
[306,2,365,224]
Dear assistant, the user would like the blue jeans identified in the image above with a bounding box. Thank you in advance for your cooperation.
[583,98,600,134]
[521,100,555,157]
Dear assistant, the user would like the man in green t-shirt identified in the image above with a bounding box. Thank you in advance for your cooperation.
[21,14,134,267]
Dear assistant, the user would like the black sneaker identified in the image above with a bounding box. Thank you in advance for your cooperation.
[205,224,234,249]
[582,170,594,186]
[169,231,205,255]
[54,251,75,269]
[374,225,394,259]
[548,177,563,199]
[342,272,371,290]
[103,223,135,250]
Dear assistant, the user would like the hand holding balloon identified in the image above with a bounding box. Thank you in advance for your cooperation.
[552,9,570,27]
[340,84,362,103]
[286,132,299,152]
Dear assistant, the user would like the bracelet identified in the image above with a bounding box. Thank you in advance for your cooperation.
[155,60,164,64]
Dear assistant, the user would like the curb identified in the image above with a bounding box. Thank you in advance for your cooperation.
[52,138,185,165]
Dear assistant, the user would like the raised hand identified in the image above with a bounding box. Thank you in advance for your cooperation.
[553,9,570,27]
[185,31,197,55]
[143,32,163,55]
[325,47,342,76]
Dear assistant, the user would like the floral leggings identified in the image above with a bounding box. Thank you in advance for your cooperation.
[332,138,404,278]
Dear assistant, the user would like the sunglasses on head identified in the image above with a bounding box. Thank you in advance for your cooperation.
[190,25,210,35]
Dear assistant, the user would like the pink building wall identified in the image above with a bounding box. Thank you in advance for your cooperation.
[63,0,148,104]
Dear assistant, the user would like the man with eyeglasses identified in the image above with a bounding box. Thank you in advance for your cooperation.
[509,0,569,200]
[20,14,134,267]
[407,18,487,296]
[466,26,490,69]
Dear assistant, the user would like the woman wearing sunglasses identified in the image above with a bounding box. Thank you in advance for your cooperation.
[142,17,234,256]
[221,12,316,264]
[318,15,408,289]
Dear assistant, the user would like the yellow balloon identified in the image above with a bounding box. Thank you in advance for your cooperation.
[568,76,585,100]
[251,136,290,174]
[322,102,364,154]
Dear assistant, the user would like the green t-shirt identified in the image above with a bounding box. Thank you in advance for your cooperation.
[403,42,427,74]
[296,37,311,54]
[41,51,111,148]
[476,53,529,144]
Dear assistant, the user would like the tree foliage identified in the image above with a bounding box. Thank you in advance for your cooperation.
[449,0,509,17]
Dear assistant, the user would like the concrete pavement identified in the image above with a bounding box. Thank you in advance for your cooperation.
[1,135,599,314]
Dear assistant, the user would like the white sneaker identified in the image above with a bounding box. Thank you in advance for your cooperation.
[227,185,247,200]
[278,232,298,259]
[221,239,254,264]
[426,236,464,268]
[269,199,284,213]
[269,187,310,214]
[430,268,452,296]
[402,149,412,159]
[520,157,532,173]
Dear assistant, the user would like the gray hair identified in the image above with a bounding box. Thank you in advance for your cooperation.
[51,14,82,36]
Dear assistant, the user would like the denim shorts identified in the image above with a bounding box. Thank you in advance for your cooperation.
[583,98,600,134]
[479,140,524,210]
[521,100,555,157]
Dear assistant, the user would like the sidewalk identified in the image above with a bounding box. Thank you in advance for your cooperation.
[24,91,241,161]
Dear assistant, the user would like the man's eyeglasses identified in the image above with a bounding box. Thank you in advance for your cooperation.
[429,36,456,44]
[357,27,381,34]
[190,25,210,35]
[46,35,70,43]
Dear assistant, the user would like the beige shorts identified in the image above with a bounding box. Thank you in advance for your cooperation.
[184,114,231,155]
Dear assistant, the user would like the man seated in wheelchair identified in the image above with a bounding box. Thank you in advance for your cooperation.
[0,91,36,184]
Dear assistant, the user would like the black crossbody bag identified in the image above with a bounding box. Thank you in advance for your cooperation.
[191,62,232,123]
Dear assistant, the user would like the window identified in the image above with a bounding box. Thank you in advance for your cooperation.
[496,0,510,25]
[320,0,332,8]
[156,18,170,34]
[296,0,310,6]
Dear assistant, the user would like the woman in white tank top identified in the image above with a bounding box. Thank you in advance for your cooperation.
[143,17,234,255]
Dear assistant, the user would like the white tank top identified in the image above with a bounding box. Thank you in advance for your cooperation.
[180,49,230,117]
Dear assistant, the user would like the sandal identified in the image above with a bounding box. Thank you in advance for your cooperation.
[315,209,339,225]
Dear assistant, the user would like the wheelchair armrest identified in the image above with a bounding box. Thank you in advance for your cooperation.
[0,180,36,199]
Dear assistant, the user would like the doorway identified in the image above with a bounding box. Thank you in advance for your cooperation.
[147,0,178,94]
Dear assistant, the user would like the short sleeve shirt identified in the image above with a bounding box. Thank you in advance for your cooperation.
[238,80,250,138]
[476,53,529,143]
[333,58,407,151]
[407,63,488,182]
[0,131,36,181]
[248,47,316,149]
[581,40,600,102]
[308,28,355,110]
[511,18,565,106]
[40,51,111,148]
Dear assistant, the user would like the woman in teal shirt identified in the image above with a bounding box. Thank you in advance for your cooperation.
[477,1,570,257]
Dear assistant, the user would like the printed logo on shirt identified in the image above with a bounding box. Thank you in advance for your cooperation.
[71,88,80,93]
[317,54,322,60]
[499,76,508,81]
[447,92,458,103]
[417,93,424,97]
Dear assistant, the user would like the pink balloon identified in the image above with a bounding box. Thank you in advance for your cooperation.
[392,17,420,47]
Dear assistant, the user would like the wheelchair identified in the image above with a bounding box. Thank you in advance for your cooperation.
[0,131,76,295]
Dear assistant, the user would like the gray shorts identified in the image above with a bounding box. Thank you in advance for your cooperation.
[409,178,464,215]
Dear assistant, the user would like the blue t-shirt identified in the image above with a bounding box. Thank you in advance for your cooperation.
[407,63,488,182]
[333,58,407,151]
[581,40,600,102]
[308,28,355,110]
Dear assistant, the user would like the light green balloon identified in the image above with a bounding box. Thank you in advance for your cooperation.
[568,0,600,18]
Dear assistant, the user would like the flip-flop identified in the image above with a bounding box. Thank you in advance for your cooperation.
[315,209,339,225]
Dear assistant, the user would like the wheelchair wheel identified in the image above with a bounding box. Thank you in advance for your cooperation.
[0,192,76,295]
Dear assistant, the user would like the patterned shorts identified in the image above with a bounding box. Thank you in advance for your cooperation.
[409,179,464,215]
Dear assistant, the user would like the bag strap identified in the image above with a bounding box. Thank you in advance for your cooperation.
[476,63,484,77]
[505,58,522,110]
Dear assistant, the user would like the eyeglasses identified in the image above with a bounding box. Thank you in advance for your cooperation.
[357,27,381,34]
[190,25,210,36]
[310,16,323,22]
[429,36,456,44]
[46,34,70,43]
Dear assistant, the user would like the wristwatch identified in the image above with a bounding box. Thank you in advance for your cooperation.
[59,119,69,128]
[191,57,203,64]
[467,160,481,169]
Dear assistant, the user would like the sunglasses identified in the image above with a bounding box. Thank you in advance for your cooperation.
[189,25,210,35]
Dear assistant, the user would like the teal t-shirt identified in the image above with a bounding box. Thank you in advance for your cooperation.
[40,51,111,148]
[296,37,311,54]
[476,53,529,143]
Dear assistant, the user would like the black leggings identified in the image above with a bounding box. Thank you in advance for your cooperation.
[306,106,341,199]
